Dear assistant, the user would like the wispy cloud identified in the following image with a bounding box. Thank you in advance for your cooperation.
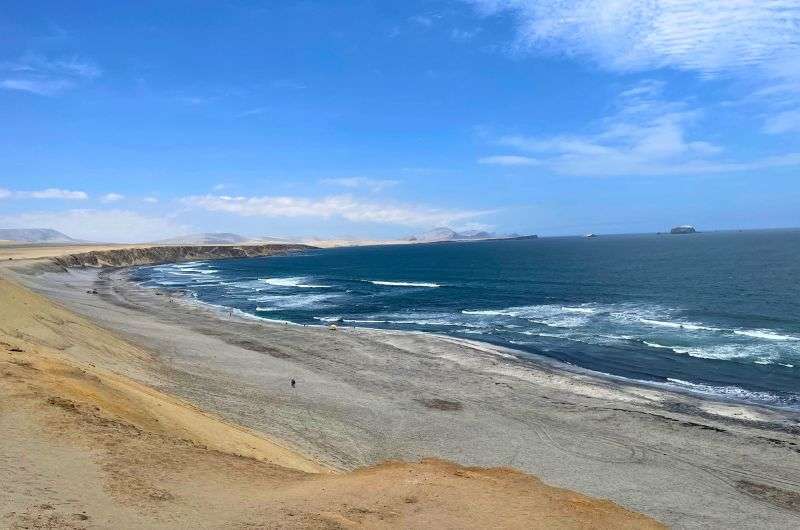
[478,155,539,166]
[483,81,800,177]
[0,78,75,96]
[0,53,100,96]
[451,27,482,42]
[466,1,800,78]
[0,188,11,199]
[235,107,269,117]
[143,196,159,204]
[100,192,124,203]
[182,194,489,227]
[319,177,399,192]
[14,188,88,200]
[0,209,191,243]
[763,109,800,134]
[466,1,800,135]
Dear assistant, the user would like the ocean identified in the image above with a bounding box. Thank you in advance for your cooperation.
[131,230,800,409]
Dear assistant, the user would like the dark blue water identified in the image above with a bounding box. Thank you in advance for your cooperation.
[132,230,800,409]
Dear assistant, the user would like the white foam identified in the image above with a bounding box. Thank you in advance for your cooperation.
[462,304,598,319]
[663,378,782,404]
[369,280,440,288]
[261,277,331,288]
[314,316,343,323]
[734,329,799,341]
[643,341,673,349]
[639,318,719,332]
[249,293,338,309]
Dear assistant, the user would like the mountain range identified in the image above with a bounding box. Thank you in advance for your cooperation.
[408,227,524,242]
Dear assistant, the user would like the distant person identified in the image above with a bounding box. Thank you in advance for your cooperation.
[291,378,296,389]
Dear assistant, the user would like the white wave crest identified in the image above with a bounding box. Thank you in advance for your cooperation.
[734,329,799,341]
[261,277,331,288]
[369,280,440,288]
[639,319,719,332]
[663,378,784,405]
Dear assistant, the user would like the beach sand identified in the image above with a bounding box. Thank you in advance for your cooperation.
[3,245,800,528]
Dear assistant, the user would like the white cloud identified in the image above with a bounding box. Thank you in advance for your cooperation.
[15,188,88,200]
[0,188,10,199]
[486,81,800,176]
[466,1,800,79]
[763,109,800,134]
[182,194,489,227]
[1,53,100,96]
[319,177,399,192]
[467,1,800,140]
[100,193,124,203]
[143,196,159,203]
[478,155,539,166]
[0,209,191,243]
[0,78,75,96]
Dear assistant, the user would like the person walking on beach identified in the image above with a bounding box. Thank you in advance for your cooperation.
[291,378,296,389]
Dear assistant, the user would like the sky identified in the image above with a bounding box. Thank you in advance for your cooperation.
[2,0,800,242]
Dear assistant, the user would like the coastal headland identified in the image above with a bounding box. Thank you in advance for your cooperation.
[2,243,799,528]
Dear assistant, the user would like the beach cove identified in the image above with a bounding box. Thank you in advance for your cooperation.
[2,243,799,527]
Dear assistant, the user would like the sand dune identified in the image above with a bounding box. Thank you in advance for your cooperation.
[0,252,662,528]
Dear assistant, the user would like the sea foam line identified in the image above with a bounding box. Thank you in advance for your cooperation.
[369,280,440,288]
[261,277,331,288]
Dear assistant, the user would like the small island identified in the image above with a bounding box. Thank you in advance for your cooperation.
[670,225,697,234]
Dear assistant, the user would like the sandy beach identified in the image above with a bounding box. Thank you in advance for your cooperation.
[3,245,800,528]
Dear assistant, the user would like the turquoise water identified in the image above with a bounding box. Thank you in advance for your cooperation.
[133,230,800,409]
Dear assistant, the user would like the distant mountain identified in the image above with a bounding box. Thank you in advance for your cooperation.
[257,236,295,243]
[0,228,80,244]
[154,232,254,245]
[409,227,532,242]
[413,227,460,242]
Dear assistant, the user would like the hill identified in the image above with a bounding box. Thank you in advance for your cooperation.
[0,228,80,244]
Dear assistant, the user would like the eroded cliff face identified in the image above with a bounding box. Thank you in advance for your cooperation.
[51,244,313,268]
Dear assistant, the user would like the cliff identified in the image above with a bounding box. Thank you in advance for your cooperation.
[51,244,313,269]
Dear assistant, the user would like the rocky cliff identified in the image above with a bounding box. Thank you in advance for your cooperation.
[51,244,313,269]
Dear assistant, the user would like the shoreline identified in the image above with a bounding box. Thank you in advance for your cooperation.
[132,259,800,416]
[8,257,800,527]
[1,267,667,529]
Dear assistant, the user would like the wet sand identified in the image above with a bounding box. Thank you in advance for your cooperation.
[10,262,800,528]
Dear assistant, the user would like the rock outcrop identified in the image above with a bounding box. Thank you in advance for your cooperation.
[52,244,312,269]
[670,225,697,234]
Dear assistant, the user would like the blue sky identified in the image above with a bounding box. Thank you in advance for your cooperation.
[2,0,800,242]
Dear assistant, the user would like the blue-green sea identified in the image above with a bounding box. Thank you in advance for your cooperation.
[132,230,800,409]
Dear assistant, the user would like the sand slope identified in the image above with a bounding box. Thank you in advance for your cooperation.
[0,273,662,528]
